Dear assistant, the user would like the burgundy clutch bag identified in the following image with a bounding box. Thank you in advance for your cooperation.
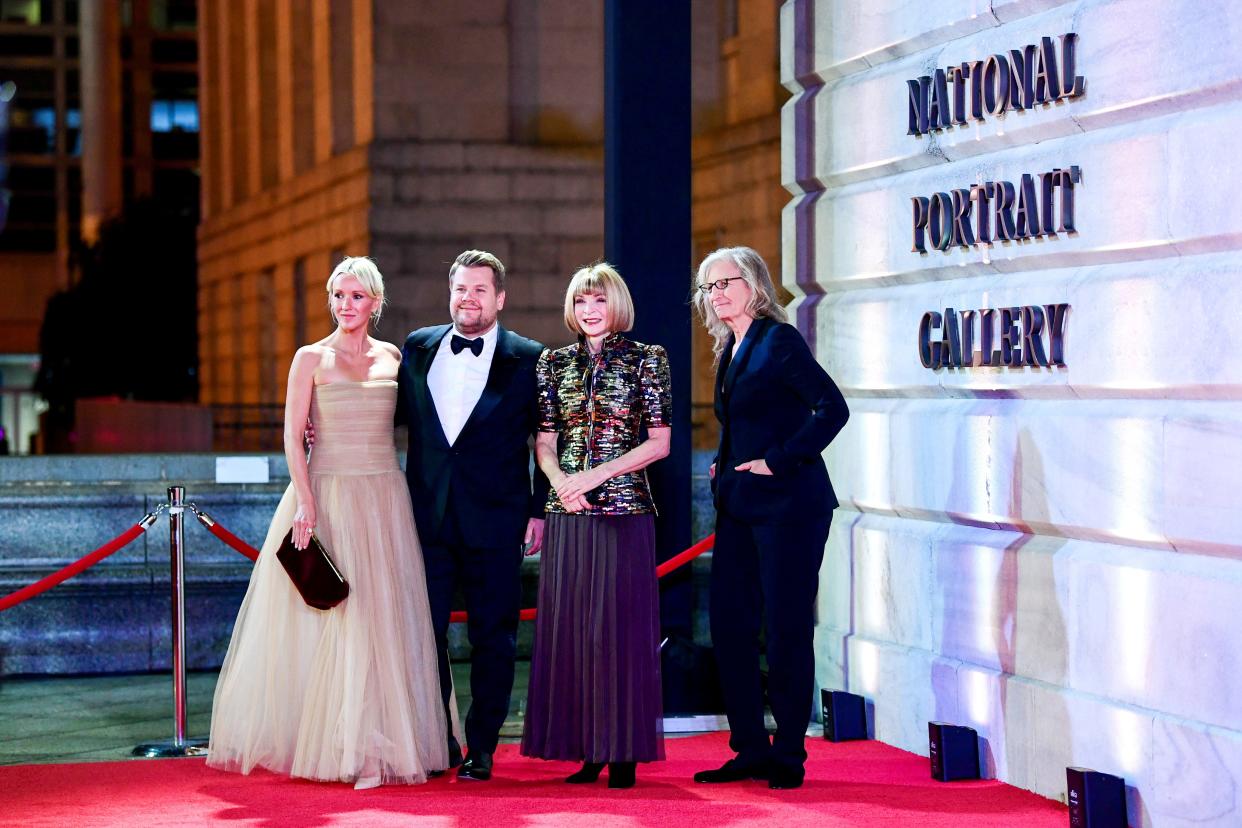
[275,529,350,610]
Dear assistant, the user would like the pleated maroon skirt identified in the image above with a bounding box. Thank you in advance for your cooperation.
[521,512,665,763]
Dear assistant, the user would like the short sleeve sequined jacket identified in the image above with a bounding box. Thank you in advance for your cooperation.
[536,334,672,515]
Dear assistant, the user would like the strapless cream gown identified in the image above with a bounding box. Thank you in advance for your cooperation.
[207,380,448,788]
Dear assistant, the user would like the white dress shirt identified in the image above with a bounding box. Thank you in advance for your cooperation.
[426,324,499,446]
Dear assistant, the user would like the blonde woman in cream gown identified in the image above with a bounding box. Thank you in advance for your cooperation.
[208,257,450,788]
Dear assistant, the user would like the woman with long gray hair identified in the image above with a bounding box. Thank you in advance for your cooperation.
[690,246,848,790]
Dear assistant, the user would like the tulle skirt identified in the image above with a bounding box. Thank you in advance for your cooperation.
[206,469,449,788]
[521,513,665,762]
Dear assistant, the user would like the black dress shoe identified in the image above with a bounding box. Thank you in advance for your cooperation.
[693,758,768,783]
[457,751,493,781]
[565,761,605,784]
[607,762,636,789]
[428,742,465,777]
[767,765,804,789]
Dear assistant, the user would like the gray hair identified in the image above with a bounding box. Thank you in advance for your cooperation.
[692,246,787,361]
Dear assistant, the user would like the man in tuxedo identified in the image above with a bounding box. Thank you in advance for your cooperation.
[397,249,549,781]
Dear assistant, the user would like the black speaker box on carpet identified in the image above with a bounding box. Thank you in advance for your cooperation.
[1066,767,1127,828]
[821,689,867,741]
[927,721,979,781]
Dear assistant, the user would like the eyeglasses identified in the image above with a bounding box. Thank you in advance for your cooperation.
[696,277,744,294]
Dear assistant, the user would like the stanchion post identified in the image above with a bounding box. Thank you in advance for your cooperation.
[134,486,208,757]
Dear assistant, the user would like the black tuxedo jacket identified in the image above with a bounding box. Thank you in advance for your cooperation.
[712,317,850,524]
[398,324,550,549]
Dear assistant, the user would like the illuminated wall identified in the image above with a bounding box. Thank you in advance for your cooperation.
[784,1,1242,822]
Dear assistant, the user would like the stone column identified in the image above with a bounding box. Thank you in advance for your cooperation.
[311,0,333,163]
[78,0,124,244]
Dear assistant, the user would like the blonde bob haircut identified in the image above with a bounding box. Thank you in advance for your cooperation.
[692,246,787,362]
[562,262,636,336]
[326,255,387,324]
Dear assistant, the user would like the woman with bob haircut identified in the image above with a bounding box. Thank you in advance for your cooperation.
[521,262,671,789]
[690,246,848,790]
[208,256,450,788]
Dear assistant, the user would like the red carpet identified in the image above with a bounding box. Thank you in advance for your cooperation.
[0,732,1066,827]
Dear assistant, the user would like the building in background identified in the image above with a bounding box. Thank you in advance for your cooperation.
[1,0,786,452]
[196,0,788,452]
[0,0,199,453]
[690,0,785,450]
[195,0,605,433]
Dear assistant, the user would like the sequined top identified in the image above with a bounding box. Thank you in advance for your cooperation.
[537,334,672,515]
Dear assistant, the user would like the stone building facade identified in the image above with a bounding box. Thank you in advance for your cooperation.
[196,0,604,408]
[197,0,792,440]
[786,0,1242,822]
[0,0,199,453]
[690,0,786,449]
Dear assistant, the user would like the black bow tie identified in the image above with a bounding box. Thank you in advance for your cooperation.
[451,334,484,357]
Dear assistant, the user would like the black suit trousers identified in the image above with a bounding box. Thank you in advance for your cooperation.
[710,508,832,771]
[422,513,523,756]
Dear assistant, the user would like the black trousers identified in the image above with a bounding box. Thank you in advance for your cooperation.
[709,509,832,771]
[422,514,523,757]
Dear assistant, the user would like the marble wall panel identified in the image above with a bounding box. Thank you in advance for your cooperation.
[794,0,1242,821]
[824,397,1242,553]
[1067,543,1242,731]
[850,517,935,651]
[1164,415,1242,554]
[845,635,958,750]
[780,0,1013,85]
[1023,681,1156,814]
[818,251,1242,405]
[954,662,1036,783]
[803,107,1234,289]
[1149,719,1242,828]
[932,527,1071,685]
[794,0,1242,185]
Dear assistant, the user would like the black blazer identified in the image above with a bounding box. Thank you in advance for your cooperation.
[398,324,550,549]
[712,317,849,525]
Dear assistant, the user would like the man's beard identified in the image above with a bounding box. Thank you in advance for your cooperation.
[453,308,494,336]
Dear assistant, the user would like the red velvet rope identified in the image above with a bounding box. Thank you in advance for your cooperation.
[205,521,260,562]
[0,522,149,612]
[655,533,716,578]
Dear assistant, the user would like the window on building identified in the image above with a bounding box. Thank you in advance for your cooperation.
[0,0,42,25]
[150,99,198,132]
[0,33,54,56]
[150,0,195,31]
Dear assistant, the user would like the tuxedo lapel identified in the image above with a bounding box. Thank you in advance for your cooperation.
[457,325,520,440]
[413,325,452,449]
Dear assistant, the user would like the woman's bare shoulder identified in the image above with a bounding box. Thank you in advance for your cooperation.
[373,338,402,360]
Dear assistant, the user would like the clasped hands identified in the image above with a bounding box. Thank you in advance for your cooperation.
[553,467,610,513]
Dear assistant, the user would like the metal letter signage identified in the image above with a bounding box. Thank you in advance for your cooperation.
[908,34,1084,370]
[906,33,1085,136]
